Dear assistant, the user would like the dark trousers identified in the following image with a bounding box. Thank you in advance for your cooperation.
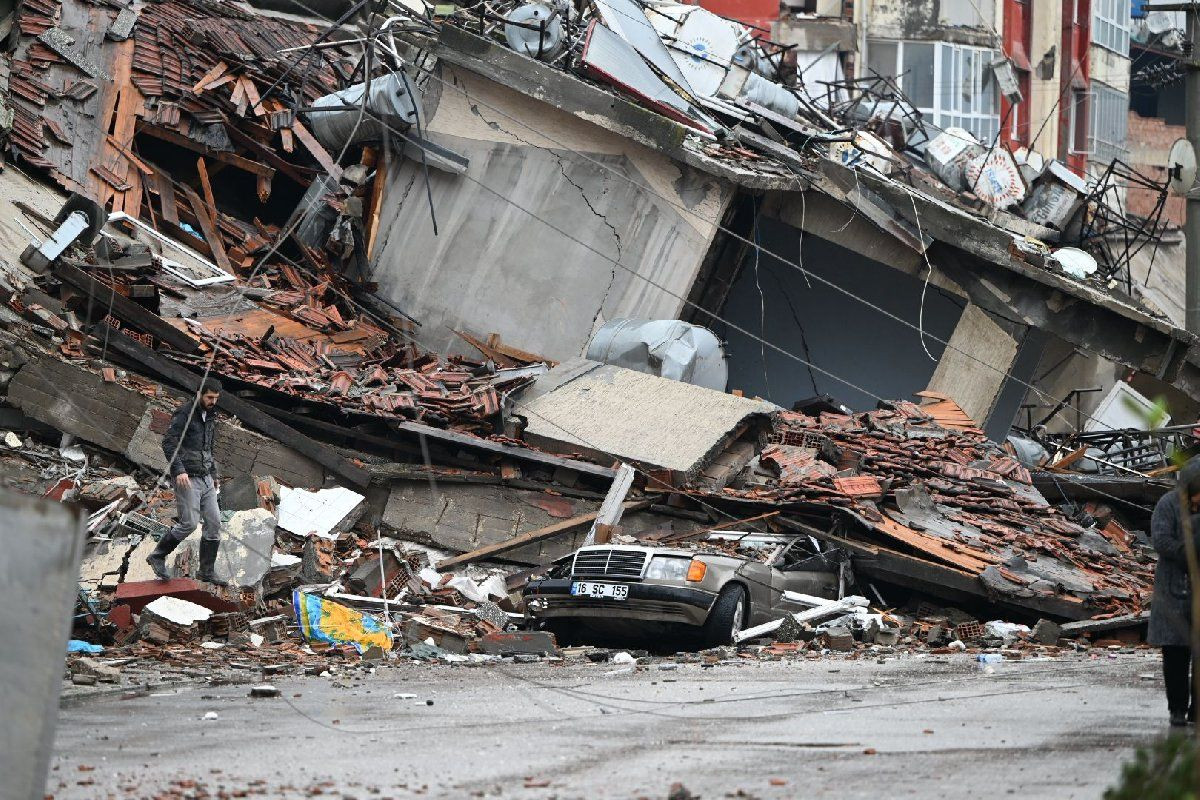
[1163,645,1196,716]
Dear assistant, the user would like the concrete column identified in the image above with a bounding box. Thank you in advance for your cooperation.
[0,489,85,800]
[925,303,1022,426]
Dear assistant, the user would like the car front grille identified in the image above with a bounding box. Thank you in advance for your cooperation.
[572,548,647,580]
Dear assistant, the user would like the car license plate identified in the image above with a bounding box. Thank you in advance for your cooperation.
[570,581,628,600]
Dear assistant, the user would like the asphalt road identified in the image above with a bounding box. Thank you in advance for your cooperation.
[49,651,1170,799]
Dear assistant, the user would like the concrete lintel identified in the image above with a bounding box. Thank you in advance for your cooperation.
[404,26,806,192]
[773,18,858,52]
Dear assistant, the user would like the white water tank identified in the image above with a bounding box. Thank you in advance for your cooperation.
[585,318,727,391]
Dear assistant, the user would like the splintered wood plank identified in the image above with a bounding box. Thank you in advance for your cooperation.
[191,61,228,94]
[230,76,247,115]
[364,149,387,260]
[291,120,342,181]
[196,157,219,230]
[179,182,233,274]
[93,39,144,214]
[256,172,272,203]
[242,76,265,117]
[150,169,179,226]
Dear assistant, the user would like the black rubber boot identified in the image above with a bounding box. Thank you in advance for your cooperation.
[146,533,183,580]
[196,538,227,586]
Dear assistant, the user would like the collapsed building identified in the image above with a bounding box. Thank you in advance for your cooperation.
[0,0,1190,659]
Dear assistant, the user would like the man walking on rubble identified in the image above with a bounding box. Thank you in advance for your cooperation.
[146,379,226,585]
[1150,456,1200,726]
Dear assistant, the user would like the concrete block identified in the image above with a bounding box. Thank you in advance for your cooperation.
[1032,618,1063,646]
[380,481,597,564]
[403,619,469,654]
[476,631,559,657]
[178,508,276,587]
[822,625,855,651]
[123,535,164,583]
[78,537,135,592]
[71,657,121,683]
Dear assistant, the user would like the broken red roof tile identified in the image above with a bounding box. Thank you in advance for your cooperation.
[832,476,884,499]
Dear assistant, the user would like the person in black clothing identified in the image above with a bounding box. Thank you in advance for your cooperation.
[146,379,225,584]
[1149,457,1200,726]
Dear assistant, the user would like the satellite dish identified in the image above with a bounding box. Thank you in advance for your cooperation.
[504,4,565,61]
[1168,138,1197,196]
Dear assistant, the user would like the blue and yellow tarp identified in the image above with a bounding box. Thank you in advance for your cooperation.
[292,591,392,654]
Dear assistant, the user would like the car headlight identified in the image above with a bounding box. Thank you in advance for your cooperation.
[645,556,691,581]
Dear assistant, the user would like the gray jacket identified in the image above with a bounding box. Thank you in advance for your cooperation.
[161,403,220,480]
[1148,458,1200,647]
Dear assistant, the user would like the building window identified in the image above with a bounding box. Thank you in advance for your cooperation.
[1092,0,1130,55]
[1069,90,1091,155]
[1089,82,1129,165]
[866,39,1000,143]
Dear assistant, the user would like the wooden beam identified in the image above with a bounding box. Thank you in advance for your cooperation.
[224,123,310,185]
[150,169,179,226]
[585,462,636,545]
[54,262,199,354]
[291,120,343,181]
[1046,445,1090,473]
[267,402,611,480]
[137,123,275,179]
[436,499,654,569]
[95,325,372,488]
[195,158,219,231]
[178,183,233,274]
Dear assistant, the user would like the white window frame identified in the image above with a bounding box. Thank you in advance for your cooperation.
[865,39,1001,143]
[1089,82,1129,164]
[1092,0,1130,55]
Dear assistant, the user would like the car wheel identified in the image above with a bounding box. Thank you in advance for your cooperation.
[700,584,747,648]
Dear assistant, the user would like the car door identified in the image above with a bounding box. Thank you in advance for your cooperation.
[734,560,785,626]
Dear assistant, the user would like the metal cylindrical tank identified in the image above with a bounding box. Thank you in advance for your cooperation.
[305,70,422,150]
[585,318,728,391]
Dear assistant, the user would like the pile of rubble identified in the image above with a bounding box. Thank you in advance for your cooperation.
[414,0,1164,290]
[0,0,1166,677]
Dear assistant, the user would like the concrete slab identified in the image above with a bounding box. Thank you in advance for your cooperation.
[518,358,778,480]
